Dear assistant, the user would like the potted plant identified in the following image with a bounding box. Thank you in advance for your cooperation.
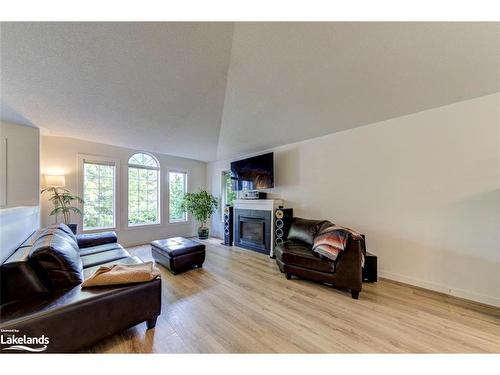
[182,190,218,239]
[41,186,84,234]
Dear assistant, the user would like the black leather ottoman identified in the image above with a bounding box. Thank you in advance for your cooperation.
[151,237,205,274]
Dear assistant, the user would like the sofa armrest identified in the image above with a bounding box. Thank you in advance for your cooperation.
[76,231,118,249]
[1,262,49,305]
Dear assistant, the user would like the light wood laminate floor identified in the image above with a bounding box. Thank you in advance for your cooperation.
[87,238,500,353]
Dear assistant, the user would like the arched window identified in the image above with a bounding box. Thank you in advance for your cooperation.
[128,152,160,226]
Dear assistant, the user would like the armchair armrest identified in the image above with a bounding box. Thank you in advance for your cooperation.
[333,237,364,292]
[76,231,118,249]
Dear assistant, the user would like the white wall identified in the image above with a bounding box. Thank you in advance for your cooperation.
[41,136,206,247]
[0,121,40,262]
[0,121,40,208]
[207,93,500,306]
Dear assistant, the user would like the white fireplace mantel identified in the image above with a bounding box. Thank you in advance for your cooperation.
[233,199,284,211]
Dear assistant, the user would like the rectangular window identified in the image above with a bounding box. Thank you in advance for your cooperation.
[83,161,116,230]
[169,171,187,222]
[221,170,236,221]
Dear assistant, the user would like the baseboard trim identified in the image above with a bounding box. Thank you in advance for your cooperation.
[379,270,500,308]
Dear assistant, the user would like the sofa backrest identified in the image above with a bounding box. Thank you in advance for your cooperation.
[287,217,333,246]
[29,225,83,291]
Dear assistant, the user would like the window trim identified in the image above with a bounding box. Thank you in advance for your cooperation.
[127,152,161,228]
[168,169,189,224]
[220,170,228,223]
[220,170,236,222]
[77,154,120,233]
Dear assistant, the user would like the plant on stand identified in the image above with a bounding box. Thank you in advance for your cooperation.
[41,187,84,234]
[182,190,218,239]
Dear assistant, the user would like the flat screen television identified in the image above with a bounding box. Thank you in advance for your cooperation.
[230,152,274,191]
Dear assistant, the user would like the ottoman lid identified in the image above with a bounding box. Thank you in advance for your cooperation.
[151,237,205,257]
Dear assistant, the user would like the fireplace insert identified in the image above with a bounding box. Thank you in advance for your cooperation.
[234,209,271,254]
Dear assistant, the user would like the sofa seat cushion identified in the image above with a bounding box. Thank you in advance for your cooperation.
[78,242,124,257]
[81,248,130,269]
[275,240,335,273]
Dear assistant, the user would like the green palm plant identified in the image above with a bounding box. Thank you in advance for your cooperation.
[41,187,84,225]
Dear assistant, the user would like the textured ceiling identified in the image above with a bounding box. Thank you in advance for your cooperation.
[0,22,234,161]
[216,22,500,160]
[1,22,499,162]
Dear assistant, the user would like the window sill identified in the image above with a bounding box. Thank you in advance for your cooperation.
[168,220,190,225]
[126,222,162,230]
[81,226,117,234]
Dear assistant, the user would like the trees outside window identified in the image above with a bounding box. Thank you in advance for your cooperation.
[128,152,160,226]
[83,161,115,230]
[221,170,236,221]
[169,171,187,222]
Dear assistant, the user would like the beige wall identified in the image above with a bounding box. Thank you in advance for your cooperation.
[0,121,40,208]
[41,136,206,247]
[208,93,500,306]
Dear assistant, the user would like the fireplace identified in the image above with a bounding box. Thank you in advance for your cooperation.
[234,209,271,254]
[241,218,265,244]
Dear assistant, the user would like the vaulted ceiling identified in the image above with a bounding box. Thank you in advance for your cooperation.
[1,22,499,161]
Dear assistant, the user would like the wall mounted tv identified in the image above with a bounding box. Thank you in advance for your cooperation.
[230,152,274,191]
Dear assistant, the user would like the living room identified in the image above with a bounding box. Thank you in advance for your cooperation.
[0,1,499,373]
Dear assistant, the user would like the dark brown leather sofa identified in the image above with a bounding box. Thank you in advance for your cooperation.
[274,217,365,299]
[0,224,161,353]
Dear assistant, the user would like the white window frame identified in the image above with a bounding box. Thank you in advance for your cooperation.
[77,154,119,233]
[220,170,234,222]
[168,169,189,224]
[127,152,161,228]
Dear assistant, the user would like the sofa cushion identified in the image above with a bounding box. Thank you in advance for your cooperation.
[80,248,130,268]
[29,231,84,290]
[287,218,333,245]
[78,242,124,257]
[275,240,335,273]
[76,231,118,249]
[56,224,78,244]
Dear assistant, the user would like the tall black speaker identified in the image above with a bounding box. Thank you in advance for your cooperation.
[274,207,293,248]
[222,205,234,246]
[362,252,378,282]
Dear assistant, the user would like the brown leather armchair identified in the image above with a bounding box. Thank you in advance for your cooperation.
[274,217,365,299]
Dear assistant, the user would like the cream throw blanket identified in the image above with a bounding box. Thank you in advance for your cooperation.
[82,261,160,288]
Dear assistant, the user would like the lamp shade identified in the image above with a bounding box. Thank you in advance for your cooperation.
[45,175,66,187]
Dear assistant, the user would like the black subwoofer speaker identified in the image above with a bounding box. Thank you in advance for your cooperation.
[274,207,293,248]
[222,205,234,246]
[362,252,378,282]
